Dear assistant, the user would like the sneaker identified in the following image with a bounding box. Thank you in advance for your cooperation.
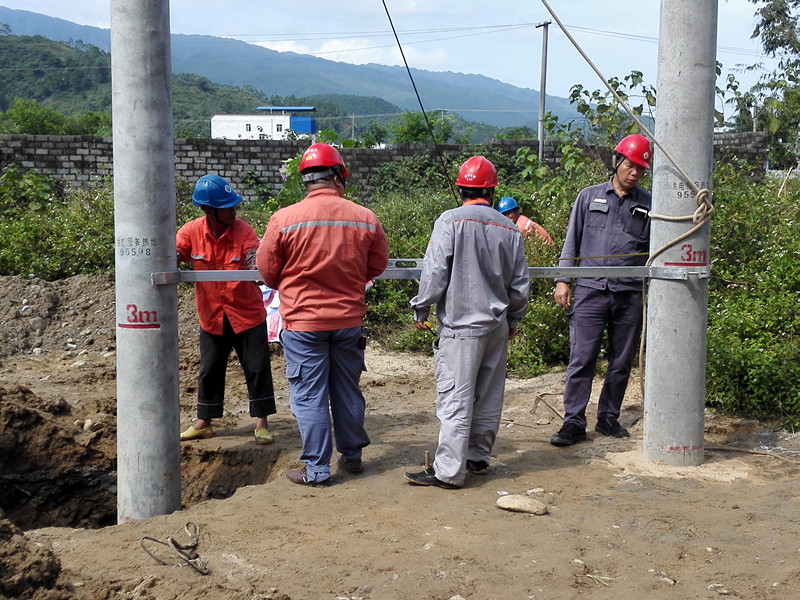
[404,466,460,489]
[466,459,490,475]
[285,466,328,486]
[595,418,630,438]
[550,423,587,446]
[336,454,363,474]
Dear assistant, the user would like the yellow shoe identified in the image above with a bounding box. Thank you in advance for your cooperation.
[180,425,214,441]
[254,427,273,445]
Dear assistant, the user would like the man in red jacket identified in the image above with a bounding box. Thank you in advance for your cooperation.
[177,174,276,445]
[257,144,388,485]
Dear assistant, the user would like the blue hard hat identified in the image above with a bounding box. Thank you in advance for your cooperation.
[497,196,519,214]
[192,174,242,209]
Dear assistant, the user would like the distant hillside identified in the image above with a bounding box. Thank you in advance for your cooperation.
[0,32,411,139]
[0,34,112,113]
[0,5,579,130]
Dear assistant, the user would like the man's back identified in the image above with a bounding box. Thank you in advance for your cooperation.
[257,188,388,331]
[413,203,529,334]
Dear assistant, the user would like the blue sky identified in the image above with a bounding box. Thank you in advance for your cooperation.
[0,1,777,120]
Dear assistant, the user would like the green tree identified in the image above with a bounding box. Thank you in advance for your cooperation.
[742,0,800,166]
[495,126,536,140]
[390,111,429,143]
[389,110,456,144]
[360,121,388,148]
[565,70,656,148]
[0,98,67,134]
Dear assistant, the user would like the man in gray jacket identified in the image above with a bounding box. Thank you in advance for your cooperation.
[551,134,652,446]
[404,155,530,489]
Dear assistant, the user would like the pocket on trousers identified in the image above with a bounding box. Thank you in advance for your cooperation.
[285,363,301,382]
[436,378,455,394]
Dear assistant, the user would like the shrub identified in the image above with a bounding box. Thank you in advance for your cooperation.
[0,170,114,279]
[705,162,800,427]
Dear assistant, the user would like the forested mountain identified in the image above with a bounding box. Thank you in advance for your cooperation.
[0,5,578,130]
[0,34,111,113]
[0,32,496,140]
[0,33,411,139]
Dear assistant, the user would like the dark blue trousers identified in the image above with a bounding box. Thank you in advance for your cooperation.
[562,286,643,429]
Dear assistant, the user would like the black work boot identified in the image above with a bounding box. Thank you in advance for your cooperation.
[550,423,587,446]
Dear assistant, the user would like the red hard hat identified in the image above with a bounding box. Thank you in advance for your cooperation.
[613,134,652,169]
[299,143,349,179]
[455,155,498,188]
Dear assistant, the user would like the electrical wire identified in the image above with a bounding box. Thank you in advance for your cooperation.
[380,0,460,206]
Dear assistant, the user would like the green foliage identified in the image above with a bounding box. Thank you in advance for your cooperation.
[371,190,456,258]
[0,164,59,214]
[363,280,434,353]
[389,110,458,144]
[508,241,569,377]
[705,161,800,426]
[563,70,656,149]
[370,154,454,198]
[723,1,800,167]
[0,167,114,279]
[359,121,389,148]
[172,74,273,137]
[0,32,504,143]
[495,126,536,140]
[0,98,66,134]
[0,34,111,113]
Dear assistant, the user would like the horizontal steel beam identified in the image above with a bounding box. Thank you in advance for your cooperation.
[152,260,709,285]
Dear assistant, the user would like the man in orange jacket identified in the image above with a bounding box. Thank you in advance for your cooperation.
[177,174,276,445]
[257,144,388,485]
[497,196,554,245]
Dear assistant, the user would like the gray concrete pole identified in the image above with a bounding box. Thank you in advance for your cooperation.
[536,21,550,163]
[643,0,717,465]
[111,0,181,520]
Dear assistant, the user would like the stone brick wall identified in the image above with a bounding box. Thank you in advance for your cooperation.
[0,132,768,201]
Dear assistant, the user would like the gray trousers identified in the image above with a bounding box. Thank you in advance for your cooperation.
[562,286,643,429]
[432,323,509,487]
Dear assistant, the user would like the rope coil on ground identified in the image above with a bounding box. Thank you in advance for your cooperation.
[140,522,210,575]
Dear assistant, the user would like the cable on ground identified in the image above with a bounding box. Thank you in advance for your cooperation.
[140,522,210,575]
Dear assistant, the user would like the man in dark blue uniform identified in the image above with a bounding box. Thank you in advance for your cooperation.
[551,134,652,446]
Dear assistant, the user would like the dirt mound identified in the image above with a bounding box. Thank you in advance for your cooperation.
[0,383,116,530]
[0,518,67,600]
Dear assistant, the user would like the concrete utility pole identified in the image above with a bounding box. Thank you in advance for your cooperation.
[643,0,717,465]
[536,21,550,163]
[111,0,181,520]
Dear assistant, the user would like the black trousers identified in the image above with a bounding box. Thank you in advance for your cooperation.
[196,316,276,420]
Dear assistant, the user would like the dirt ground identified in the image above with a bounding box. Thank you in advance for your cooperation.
[1,274,800,600]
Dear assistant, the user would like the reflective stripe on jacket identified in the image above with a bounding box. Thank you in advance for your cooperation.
[256,188,389,331]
